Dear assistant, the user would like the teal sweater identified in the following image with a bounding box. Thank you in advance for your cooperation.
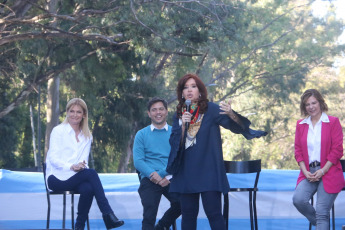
[133,125,172,179]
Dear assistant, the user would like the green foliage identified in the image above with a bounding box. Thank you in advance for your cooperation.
[0,103,33,168]
[1,0,345,171]
[0,115,20,168]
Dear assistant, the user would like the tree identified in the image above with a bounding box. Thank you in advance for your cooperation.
[0,0,344,171]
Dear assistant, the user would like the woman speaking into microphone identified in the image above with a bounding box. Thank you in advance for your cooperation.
[167,73,267,230]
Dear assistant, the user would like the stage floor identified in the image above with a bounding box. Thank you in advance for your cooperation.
[1,169,345,230]
[1,218,345,230]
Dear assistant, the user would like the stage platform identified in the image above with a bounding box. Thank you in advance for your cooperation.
[0,169,344,229]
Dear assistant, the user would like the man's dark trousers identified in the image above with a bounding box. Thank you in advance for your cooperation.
[138,177,181,229]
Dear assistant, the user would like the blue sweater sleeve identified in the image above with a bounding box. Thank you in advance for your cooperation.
[133,129,155,179]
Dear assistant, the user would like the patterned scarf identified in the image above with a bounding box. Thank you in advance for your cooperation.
[182,103,204,149]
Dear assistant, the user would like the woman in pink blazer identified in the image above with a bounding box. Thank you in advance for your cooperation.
[292,89,345,230]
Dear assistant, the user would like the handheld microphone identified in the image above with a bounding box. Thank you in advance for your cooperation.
[185,99,191,129]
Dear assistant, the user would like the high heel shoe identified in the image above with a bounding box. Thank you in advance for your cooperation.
[102,213,124,229]
[154,222,169,230]
[74,227,84,230]
[74,222,85,230]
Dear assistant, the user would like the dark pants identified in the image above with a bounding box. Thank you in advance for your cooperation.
[138,177,181,230]
[180,191,225,230]
[48,169,113,228]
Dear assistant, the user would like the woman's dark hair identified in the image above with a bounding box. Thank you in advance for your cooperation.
[176,73,209,117]
[300,89,328,116]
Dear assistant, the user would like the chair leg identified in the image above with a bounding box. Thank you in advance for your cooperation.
[87,215,90,230]
[223,193,229,230]
[309,196,314,230]
[63,194,66,229]
[249,191,254,230]
[46,195,51,229]
[72,194,75,230]
[170,220,176,230]
[253,191,258,230]
[332,204,335,230]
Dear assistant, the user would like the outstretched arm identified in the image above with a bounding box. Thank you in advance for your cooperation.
[219,99,244,129]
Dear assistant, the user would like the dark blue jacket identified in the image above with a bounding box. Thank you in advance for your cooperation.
[168,102,267,193]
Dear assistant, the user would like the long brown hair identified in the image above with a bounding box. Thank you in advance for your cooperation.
[63,98,92,139]
[300,89,328,116]
[176,73,209,117]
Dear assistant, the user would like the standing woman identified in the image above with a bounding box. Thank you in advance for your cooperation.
[167,74,267,230]
[293,89,345,229]
[45,98,124,230]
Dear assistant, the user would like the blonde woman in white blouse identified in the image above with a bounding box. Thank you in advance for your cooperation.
[46,98,124,230]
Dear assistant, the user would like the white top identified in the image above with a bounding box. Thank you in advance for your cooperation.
[45,123,92,189]
[299,112,329,164]
[150,123,168,131]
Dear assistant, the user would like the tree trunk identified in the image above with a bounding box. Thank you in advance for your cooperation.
[43,0,60,162]
[117,122,138,173]
[117,137,134,173]
[29,105,37,167]
[44,77,60,161]
[12,0,38,17]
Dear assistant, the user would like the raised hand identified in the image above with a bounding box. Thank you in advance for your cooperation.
[219,99,233,115]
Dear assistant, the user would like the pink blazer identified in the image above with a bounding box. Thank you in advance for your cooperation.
[294,115,345,193]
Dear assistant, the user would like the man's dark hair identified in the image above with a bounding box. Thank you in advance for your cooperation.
[147,97,168,111]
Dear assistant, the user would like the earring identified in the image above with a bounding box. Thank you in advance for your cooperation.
[182,94,184,99]
[199,94,201,98]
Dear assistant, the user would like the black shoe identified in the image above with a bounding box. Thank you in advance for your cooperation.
[102,213,124,229]
[154,222,168,230]
[74,225,85,230]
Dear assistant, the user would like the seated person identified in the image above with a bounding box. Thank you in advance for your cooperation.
[45,98,124,230]
[133,97,181,230]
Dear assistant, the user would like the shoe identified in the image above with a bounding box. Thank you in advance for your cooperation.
[75,227,84,230]
[74,223,85,230]
[154,222,168,230]
[102,213,124,229]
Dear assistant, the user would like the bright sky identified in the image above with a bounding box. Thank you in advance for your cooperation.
[312,0,345,68]
[312,0,345,44]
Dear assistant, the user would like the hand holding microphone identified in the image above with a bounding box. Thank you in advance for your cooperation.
[183,99,192,130]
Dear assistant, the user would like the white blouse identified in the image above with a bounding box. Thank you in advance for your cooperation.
[45,123,92,189]
[299,112,329,164]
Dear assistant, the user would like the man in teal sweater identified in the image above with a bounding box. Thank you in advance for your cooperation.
[133,97,181,230]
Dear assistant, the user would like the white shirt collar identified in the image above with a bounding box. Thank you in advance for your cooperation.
[150,123,169,131]
[65,123,74,134]
[65,123,84,138]
[299,112,329,125]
